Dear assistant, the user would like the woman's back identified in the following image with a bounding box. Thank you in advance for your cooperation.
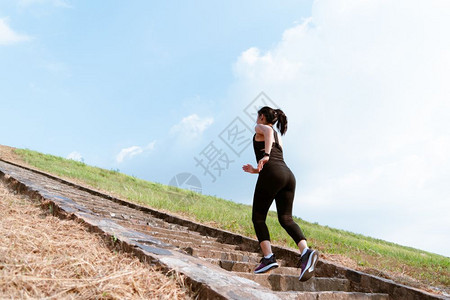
[253,129,284,163]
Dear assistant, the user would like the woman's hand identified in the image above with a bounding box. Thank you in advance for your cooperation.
[257,156,269,172]
[242,164,258,174]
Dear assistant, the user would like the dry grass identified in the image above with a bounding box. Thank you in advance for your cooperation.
[0,145,25,166]
[0,181,193,300]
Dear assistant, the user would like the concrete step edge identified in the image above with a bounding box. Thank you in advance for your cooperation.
[275,291,390,300]
[205,258,297,275]
[236,272,351,292]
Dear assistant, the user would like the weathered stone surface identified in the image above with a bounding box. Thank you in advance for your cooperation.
[217,260,299,276]
[277,291,390,300]
[237,273,350,292]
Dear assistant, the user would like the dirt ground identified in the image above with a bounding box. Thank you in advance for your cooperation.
[0,145,22,165]
[0,180,193,299]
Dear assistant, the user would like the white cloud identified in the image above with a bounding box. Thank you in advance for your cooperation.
[0,18,31,46]
[116,142,155,164]
[66,151,83,162]
[170,114,214,140]
[232,0,450,256]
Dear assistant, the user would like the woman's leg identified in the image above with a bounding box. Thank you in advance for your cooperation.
[252,181,280,273]
[298,239,308,254]
[273,168,319,281]
[276,192,308,254]
[260,240,272,257]
[274,171,307,253]
[251,190,275,250]
[252,171,281,255]
[252,170,279,249]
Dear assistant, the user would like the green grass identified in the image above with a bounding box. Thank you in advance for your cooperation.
[12,148,450,290]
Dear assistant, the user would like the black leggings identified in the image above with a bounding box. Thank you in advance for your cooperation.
[252,162,306,245]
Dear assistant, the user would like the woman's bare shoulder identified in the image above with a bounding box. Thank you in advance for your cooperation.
[255,124,272,134]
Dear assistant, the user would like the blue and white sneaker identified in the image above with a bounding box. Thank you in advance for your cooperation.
[254,254,279,274]
[298,249,319,281]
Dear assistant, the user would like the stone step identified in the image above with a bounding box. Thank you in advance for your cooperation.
[211,259,299,276]
[187,248,263,263]
[236,273,350,292]
[130,223,209,242]
[116,219,240,247]
[275,291,390,300]
[118,222,243,253]
[141,238,239,256]
[148,232,238,251]
[93,207,179,230]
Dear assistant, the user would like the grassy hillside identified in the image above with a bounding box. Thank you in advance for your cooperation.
[7,148,450,293]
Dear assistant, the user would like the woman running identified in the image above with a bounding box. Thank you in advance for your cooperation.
[242,106,318,281]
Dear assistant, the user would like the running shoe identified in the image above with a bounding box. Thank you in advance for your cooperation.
[298,249,319,281]
[254,254,279,274]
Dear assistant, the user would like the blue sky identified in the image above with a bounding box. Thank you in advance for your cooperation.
[1,1,449,257]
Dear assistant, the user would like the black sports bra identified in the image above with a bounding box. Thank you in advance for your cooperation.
[253,129,284,163]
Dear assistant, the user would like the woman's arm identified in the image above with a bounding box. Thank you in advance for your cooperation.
[243,124,275,174]
[255,124,274,171]
[242,164,259,174]
[255,124,275,154]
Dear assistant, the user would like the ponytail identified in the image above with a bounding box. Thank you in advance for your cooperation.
[274,109,288,135]
[257,106,288,135]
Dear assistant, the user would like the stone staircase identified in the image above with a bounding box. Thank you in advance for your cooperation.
[119,218,352,294]
[0,159,445,300]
